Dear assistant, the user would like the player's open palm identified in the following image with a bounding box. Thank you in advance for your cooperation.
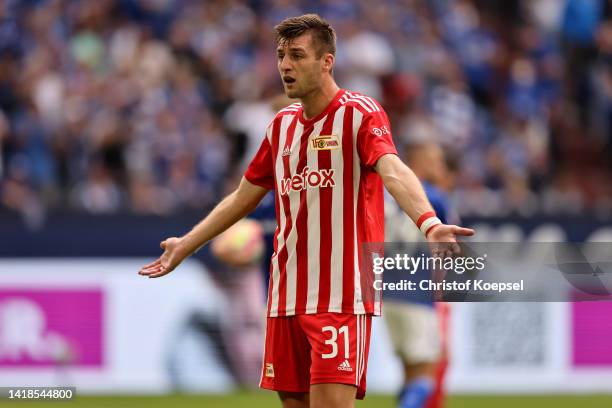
[138,237,186,278]
[427,224,475,258]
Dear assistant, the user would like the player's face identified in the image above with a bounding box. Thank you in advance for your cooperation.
[277,33,328,99]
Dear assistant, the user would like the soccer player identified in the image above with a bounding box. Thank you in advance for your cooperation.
[139,14,474,408]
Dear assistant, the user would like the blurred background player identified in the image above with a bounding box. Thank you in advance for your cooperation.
[166,95,292,389]
[384,141,459,408]
[209,218,267,386]
[166,216,267,389]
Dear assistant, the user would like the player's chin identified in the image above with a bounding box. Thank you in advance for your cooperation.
[284,90,297,98]
[283,87,300,99]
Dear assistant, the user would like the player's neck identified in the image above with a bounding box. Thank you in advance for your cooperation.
[300,80,340,121]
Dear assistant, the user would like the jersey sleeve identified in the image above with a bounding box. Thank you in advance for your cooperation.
[244,136,275,190]
[356,110,398,168]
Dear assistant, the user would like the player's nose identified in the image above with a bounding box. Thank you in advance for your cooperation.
[279,55,292,71]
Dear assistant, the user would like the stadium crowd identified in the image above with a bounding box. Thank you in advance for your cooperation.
[1,0,611,223]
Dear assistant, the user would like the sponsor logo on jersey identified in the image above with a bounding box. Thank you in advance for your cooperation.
[311,135,340,150]
[371,126,390,137]
[337,359,353,372]
[280,166,335,195]
[265,363,275,377]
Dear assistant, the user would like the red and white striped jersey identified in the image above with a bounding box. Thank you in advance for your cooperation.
[244,89,397,317]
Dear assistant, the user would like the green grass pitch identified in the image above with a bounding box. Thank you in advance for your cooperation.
[3,392,612,408]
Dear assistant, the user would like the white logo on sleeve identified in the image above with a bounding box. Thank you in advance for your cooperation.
[372,126,390,137]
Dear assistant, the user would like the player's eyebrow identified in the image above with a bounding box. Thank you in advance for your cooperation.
[277,46,306,54]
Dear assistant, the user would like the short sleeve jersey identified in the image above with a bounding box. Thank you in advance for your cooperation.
[245,89,397,317]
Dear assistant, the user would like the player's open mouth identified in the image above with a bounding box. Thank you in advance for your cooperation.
[283,77,296,84]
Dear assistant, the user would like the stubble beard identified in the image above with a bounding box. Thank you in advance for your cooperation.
[285,80,318,100]
[285,89,298,98]
[284,83,302,99]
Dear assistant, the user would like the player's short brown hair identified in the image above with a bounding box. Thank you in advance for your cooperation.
[274,14,336,58]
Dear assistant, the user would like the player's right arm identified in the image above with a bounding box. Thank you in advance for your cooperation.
[140,115,276,278]
[138,177,269,278]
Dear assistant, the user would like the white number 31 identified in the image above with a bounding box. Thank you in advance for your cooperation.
[321,325,349,359]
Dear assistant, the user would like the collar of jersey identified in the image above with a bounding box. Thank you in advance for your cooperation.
[297,88,346,126]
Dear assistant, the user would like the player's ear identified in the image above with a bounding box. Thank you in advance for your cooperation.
[323,53,334,74]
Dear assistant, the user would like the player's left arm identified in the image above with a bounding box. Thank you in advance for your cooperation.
[376,154,474,251]
[376,154,433,224]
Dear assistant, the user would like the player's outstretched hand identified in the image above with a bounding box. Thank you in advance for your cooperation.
[427,224,475,258]
[138,237,187,278]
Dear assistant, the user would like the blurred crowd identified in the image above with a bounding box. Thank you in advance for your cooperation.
[1,0,611,224]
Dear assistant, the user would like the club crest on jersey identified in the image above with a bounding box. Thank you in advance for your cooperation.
[310,135,340,150]
[280,166,335,195]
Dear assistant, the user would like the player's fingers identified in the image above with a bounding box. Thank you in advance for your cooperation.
[141,259,160,270]
[138,259,161,275]
[138,266,159,276]
[142,263,163,276]
[140,263,166,276]
[160,240,167,250]
[453,226,475,236]
[148,266,172,278]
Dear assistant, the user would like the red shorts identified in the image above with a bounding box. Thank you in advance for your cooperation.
[260,313,372,399]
